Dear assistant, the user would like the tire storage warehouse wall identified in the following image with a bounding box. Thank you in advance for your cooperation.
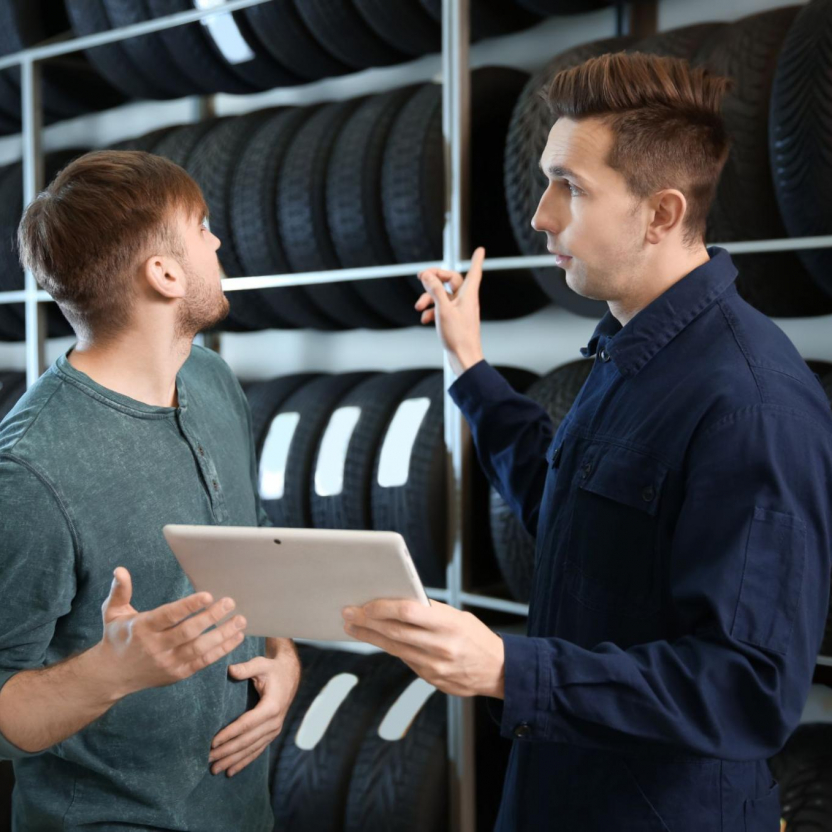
[0,0,831,830]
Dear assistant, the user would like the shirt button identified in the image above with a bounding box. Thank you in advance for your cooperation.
[513,722,532,739]
[599,348,611,362]
[198,446,205,457]
[212,480,219,491]
[581,462,592,479]
[642,485,655,502]
[551,445,562,468]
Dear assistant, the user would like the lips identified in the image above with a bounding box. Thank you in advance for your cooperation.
[547,244,572,260]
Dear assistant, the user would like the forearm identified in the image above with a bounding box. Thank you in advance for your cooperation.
[264,637,296,661]
[0,643,122,755]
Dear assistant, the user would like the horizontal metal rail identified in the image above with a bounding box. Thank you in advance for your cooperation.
[0,0,273,71]
[459,592,530,616]
[4,233,832,304]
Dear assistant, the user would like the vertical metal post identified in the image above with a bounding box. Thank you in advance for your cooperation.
[21,56,46,388]
[442,0,475,830]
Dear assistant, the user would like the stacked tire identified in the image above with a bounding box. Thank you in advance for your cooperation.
[246,370,448,587]
[504,13,832,319]
[0,370,25,422]
[114,67,548,332]
[62,0,550,101]
[0,0,124,136]
[268,646,446,832]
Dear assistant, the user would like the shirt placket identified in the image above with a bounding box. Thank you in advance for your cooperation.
[175,410,229,524]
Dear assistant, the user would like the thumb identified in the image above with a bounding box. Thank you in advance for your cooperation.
[460,247,486,299]
[228,656,269,680]
[104,567,133,613]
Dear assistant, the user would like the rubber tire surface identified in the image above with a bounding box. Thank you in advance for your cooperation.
[345,677,447,832]
[146,0,257,94]
[769,0,832,299]
[489,359,593,602]
[384,70,549,322]
[101,0,198,98]
[246,373,320,457]
[370,372,446,588]
[327,86,424,327]
[504,35,632,319]
[278,99,392,330]
[295,0,408,70]
[515,0,610,13]
[0,371,26,422]
[258,373,374,528]
[185,112,277,330]
[310,369,433,531]
[64,0,173,100]
[108,125,178,153]
[694,7,832,317]
[230,106,336,330]
[420,0,541,41]
[274,651,414,832]
[243,0,351,81]
[354,0,440,57]
[768,723,832,830]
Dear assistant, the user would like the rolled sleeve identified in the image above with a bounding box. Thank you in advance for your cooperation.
[494,405,832,759]
[449,360,555,537]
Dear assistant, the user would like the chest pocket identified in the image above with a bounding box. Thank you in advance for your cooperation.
[565,446,669,619]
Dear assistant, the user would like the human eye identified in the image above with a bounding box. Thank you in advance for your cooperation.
[562,181,581,197]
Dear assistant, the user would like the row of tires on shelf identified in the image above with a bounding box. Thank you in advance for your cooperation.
[63,0,602,99]
[3,2,832,341]
[0,66,551,340]
[506,0,832,320]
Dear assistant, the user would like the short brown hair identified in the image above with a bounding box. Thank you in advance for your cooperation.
[543,51,733,246]
[18,149,208,341]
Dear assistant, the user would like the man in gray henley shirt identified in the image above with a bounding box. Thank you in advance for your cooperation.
[0,149,301,829]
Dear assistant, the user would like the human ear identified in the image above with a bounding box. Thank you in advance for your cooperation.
[645,189,687,245]
[142,253,186,300]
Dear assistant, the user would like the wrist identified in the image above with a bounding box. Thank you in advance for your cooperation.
[451,347,484,377]
[83,642,129,705]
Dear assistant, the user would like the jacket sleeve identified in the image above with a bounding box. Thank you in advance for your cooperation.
[497,405,832,760]
[449,360,555,538]
[0,457,77,760]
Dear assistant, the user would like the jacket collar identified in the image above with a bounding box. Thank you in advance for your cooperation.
[580,246,738,377]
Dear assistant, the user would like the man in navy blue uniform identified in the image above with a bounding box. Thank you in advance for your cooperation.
[343,52,832,830]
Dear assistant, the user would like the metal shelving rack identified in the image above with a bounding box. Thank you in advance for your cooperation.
[1,1,831,829]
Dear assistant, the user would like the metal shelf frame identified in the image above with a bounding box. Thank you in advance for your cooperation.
[3,1,832,829]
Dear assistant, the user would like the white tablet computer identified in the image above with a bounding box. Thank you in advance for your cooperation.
[162,525,431,641]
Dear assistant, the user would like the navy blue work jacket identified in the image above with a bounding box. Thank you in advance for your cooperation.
[449,247,832,832]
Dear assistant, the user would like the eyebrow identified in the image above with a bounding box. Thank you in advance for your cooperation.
[538,160,589,186]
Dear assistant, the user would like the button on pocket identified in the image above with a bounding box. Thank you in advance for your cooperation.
[565,448,668,619]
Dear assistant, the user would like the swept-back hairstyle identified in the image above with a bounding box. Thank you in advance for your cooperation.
[17,149,208,342]
[542,51,733,246]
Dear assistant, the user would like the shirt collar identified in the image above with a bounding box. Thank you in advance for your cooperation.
[579,246,738,377]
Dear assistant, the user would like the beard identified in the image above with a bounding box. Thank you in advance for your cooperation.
[175,263,230,339]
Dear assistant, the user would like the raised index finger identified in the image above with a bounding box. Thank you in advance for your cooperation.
[143,592,215,631]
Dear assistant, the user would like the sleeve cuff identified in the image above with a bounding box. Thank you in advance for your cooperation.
[0,670,44,760]
[448,360,513,414]
[499,633,549,743]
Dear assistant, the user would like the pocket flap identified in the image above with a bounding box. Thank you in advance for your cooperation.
[579,451,668,516]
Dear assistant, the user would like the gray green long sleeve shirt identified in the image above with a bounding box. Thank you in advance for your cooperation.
[0,344,273,831]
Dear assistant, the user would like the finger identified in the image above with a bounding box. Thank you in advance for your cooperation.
[143,591,217,632]
[181,626,246,677]
[419,272,453,311]
[227,739,273,778]
[213,735,272,775]
[160,597,237,645]
[349,615,440,653]
[174,614,247,668]
[459,246,486,298]
[211,718,281,764]
[414,292,434,311]
[420,311,435,326]
[359,598,432,628]
[345,622,435,667]
[103,567,133,613]
[212,699,268,750]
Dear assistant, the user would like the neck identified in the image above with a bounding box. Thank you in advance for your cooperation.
[67,324,193,408]
[608,244,711,327]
